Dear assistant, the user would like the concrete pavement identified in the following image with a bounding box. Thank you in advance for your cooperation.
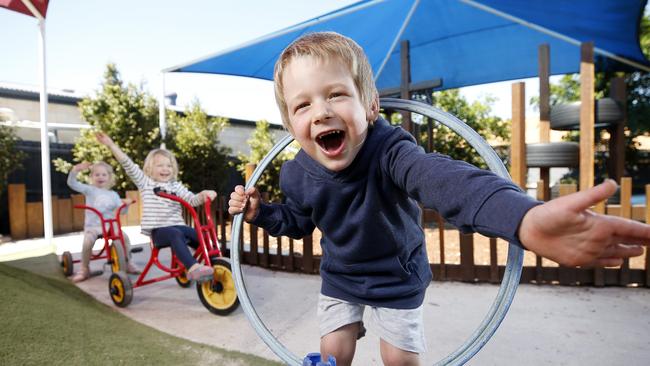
[2,227,650,365]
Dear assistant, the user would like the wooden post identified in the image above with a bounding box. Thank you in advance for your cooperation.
[52,196,60,234]
[400,40,412,134]
[459,233,475,282]
[243,163,257,263]
[608,77,626,182]
[645,184,650,287]
[593,198,606,287]
[58,198,73,234]
[579,42,595,191]
[27,202,44,238]
[8,184,27,240]
[558,184,577,285]
[511,82,527,189]
[535,183,545,284]
[489,237,499,283]
[125,190,140,226]
[71,194,85,231]
[538,44,551,201]
[619,177,631,286]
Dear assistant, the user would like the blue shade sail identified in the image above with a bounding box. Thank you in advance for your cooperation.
[167,0,649,91]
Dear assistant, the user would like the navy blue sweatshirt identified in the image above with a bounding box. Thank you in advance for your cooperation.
[253,117,539,309]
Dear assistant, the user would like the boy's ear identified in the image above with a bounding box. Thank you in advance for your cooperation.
[366,95,380,122]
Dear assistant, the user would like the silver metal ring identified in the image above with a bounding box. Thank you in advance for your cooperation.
[230,98,523,365]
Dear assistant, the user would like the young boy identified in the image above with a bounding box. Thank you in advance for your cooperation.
[228,32,650,366]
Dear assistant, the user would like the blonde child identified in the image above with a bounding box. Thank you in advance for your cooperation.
[229,32,650,366]
[67,161,139,282]
[96,132,216,282]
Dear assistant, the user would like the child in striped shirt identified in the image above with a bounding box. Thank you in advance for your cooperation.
[96,132,216,282]
[67,161,139,282]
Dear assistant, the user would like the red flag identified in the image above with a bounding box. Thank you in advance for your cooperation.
[0,0,49,19]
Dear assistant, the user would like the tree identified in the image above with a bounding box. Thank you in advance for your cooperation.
[235,120,296,201]
[390,90,509,169]
[0,125,26,198]
[54,63,160,192]
[163,101,232,194]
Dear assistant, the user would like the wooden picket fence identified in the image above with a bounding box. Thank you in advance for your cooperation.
[7,179,649,287]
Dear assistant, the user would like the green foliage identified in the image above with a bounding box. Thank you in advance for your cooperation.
[53,64,160,192]
[235,121,296,201]
[164,101,232,194]
[0,125,26,195]
[406,90,509,169]
[626,14,650,134]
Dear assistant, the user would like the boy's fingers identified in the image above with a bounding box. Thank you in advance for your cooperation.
[234,185,245,195]
[560,179,617,212]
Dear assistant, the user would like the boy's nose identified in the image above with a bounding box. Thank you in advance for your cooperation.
[311,102,332,124]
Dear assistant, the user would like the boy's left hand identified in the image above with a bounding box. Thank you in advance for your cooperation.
[200,190,217,202]
[519,179,650,267]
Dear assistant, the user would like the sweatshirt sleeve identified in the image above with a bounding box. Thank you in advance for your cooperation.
[382,138,540,246]
[67,170,92,195]
[251,199,316,239]
[117,155,148,190]
[175,182,201,207]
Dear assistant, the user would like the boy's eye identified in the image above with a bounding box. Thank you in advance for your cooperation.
[329,92,345,99]
[294,102,309,112]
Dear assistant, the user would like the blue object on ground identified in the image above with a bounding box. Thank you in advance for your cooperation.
[303,352,336,366]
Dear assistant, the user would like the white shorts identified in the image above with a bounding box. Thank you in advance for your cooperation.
[317,294,426,353]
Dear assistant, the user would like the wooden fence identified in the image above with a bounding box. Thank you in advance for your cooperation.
[7,184,140,240]
[7,179,649,287]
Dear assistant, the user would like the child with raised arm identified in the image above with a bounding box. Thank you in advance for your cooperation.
[96,132,216,282]
[228,32,650,366]
[67,161,139,282]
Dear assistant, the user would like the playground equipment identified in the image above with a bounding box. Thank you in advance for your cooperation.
[61,201,133,276]
[107,188,239,316]
[230,98,524,365]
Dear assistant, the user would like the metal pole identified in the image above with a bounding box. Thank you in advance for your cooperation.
[159,72,166,149]
[38,18,53,244]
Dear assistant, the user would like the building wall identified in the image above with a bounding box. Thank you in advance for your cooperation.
[0,96,85,144]
[220,123,289,157]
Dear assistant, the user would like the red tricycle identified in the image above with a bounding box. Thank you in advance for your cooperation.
[61,201,135,276]
[107,188,239,316]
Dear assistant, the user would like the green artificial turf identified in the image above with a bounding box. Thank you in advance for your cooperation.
[0,254,281,366]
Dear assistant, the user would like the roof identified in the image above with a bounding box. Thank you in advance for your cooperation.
[0,82,83,106]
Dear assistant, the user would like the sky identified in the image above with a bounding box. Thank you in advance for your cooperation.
[2,1,559,124]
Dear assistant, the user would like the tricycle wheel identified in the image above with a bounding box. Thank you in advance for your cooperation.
[108,272,133,307]
[61,251,74,276]
[196,257,239,316]
[110,242,127,273]
[173,261,192,288]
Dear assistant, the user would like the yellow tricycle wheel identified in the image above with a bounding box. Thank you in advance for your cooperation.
[196,257,239,316]
[108,272,133,307]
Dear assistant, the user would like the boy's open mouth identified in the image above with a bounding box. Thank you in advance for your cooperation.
[316,130,345,155]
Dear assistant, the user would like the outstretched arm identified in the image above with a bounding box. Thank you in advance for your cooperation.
[96,132,127,161]
[519,179,650,267]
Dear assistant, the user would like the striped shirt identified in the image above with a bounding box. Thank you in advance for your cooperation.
[118,155,203,235]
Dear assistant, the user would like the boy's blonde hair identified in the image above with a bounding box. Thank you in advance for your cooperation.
[143,149,179,181]
[273,31,378,128]
[90,161,116,188]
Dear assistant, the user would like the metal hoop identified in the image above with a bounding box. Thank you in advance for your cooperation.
[230,98,524,365]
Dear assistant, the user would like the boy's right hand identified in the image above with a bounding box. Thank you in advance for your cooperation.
[228,185,261,223]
